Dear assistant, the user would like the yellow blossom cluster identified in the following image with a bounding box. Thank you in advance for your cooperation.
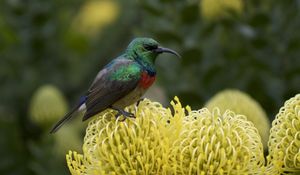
[66,93,300,174]
[67,97,268,175]
[268,94,300,173]
[169,108,264,174]
[29,85,68,127]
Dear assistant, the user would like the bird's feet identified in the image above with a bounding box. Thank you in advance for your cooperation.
[110,106,135,121]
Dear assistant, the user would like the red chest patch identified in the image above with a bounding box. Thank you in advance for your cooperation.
[139,71,156,89]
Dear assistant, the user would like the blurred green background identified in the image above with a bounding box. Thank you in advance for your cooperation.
[1,0,300,174]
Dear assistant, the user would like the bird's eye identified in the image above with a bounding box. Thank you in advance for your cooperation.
[144,44,158,51]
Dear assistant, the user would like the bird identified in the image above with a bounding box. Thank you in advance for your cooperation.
[50,37,180,133]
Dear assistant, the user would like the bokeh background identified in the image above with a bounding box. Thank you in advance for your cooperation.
[1,0,300,174]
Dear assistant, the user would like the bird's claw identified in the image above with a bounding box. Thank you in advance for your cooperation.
[114,109,135,121]
[126,112,135,118]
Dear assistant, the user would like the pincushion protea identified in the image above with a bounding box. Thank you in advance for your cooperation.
[29,85,68,127]
[66,97,270,175]
[169,108,265,174]
[205,89,270,150]
[268,94,300,174]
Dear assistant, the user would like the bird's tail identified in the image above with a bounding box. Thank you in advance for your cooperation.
[50,103,81,134]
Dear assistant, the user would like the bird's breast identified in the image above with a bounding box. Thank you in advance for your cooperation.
[139,71,156,89]
[113,86,147,109]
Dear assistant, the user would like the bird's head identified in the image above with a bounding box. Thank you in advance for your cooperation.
[125,37,180,65]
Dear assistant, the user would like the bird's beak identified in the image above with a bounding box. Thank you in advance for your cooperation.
[154,46,181,58]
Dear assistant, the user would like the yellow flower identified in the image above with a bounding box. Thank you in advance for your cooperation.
[268,94,300,173]
[200,0,243,20]
[29,85,68,127]
[169,108,265,174]
[66,97,269,174]
[67,98,185,175]
[205,89,270,150]
[72,0,119,37]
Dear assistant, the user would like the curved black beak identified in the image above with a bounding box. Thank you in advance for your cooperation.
[154,46,181,58]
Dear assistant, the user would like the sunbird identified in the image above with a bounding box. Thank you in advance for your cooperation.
[50,37,180,133]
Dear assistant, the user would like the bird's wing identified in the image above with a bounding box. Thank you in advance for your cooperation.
[82,59,141,121]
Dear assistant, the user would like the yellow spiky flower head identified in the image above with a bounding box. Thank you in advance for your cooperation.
[29,85,68,127]
[66,98,186,174]
[169,108,265,174]
[268,94,300,173]
[205,89,270,149]
[200,0,244,20]
[66,97,269,175]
